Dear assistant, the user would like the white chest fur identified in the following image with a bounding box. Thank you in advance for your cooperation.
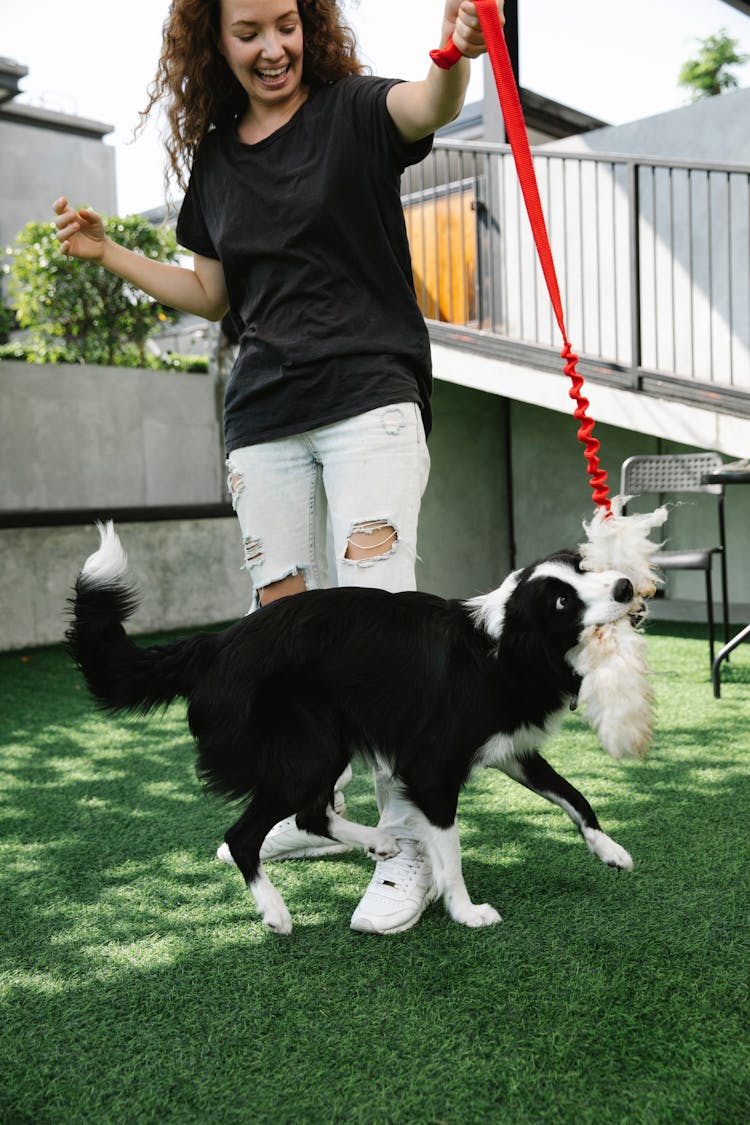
[476,724,551,769]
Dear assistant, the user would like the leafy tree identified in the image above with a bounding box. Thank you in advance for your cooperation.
[5,214,180,366]
[678,29,749,100]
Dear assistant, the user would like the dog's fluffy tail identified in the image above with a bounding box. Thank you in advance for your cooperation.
[66,522,208,715]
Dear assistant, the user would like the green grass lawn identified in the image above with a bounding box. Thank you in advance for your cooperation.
[1,622,748,1124]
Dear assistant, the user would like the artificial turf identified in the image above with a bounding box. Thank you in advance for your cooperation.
[0,622,748,1124]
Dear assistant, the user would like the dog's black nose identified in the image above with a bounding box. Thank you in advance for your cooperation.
[613,578,634,604]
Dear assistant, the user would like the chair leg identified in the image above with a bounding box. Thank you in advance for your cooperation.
[705,567,715,672]
[713,623,750,700]
[718,500,730,649]
[720,549,730,650]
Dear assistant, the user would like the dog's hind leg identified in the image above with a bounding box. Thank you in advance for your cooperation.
[296,796,400,860]
[501,752,633,871]
[224,797,295,934]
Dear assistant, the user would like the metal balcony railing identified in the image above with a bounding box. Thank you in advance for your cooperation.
[401,139,750,417]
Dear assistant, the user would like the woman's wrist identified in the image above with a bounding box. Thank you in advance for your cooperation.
[440,13,460,49]
[99,236,122,268]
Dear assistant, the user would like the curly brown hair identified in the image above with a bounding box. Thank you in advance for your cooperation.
[140,0,363,192]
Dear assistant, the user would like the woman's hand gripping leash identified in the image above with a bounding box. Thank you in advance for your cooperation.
[433,2,505,68]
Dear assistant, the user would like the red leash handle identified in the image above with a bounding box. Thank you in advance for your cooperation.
[429,39,463,69]
[431,4,611,513]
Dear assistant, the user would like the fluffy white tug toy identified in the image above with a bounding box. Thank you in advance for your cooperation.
[570,497,669,759]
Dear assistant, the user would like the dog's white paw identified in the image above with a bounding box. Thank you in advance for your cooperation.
[366,831,401,860]
[452,902,503,928]
[262,904,293,935]
[584,828,634,871]
[250,875,293,934]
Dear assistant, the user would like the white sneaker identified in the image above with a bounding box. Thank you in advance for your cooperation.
[350,839,437,934]
[216,789,351,865]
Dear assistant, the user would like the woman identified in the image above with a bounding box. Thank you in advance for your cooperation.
[54,0,502,934]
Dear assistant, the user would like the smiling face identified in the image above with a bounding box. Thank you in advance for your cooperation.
[218,0,305,119]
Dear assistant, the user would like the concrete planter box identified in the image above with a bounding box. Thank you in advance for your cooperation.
[0,360,224,510]
[0,360,244,649]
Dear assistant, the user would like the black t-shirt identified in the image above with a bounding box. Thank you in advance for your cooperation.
[176,75,434,453]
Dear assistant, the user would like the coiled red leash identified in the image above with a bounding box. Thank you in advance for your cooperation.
[431,1,611,514]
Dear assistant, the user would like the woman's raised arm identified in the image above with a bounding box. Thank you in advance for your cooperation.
[386,1,504,143]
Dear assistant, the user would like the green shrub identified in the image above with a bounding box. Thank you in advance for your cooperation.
[5,214,181,367]
[0,342,209,373]
[0,341,27,361]
[157,353,210,374]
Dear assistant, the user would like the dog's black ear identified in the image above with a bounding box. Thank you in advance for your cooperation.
[546,548,582,572]
[524,548,582,575]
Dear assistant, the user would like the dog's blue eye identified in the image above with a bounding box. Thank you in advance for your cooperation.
[556,595,569,611]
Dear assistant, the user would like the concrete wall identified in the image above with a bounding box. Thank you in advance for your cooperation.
[431,343,750,617]
[2,360,747,651]
[0,364,508,649]
[1,361,224,510]
[508,400,750,612]
[418,380,510,597]
[1,518,250,652]
[0,360,230,649]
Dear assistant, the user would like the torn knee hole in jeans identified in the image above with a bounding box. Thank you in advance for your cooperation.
[226,462,246,511]
[344,519,399,566]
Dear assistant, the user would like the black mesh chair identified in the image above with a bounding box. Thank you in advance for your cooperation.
[620,453,730,669]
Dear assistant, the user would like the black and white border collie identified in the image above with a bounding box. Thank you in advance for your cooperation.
[67,523,645,935]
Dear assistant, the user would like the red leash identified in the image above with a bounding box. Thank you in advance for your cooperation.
[431,1,611,513]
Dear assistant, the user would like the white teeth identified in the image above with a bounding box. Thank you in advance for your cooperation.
[258,66,288,78]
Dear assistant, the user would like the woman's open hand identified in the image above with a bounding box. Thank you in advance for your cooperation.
[53,197,107,260]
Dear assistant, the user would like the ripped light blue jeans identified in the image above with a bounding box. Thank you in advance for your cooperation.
[225,401,431,845]
[225,402,430,606]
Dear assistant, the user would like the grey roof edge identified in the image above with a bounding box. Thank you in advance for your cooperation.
[0,100,114,138]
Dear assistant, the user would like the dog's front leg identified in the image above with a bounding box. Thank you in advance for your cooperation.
[501,752,633,871]
[325,811,401,860]
[418,818,502,928]
[295,800,401,860]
